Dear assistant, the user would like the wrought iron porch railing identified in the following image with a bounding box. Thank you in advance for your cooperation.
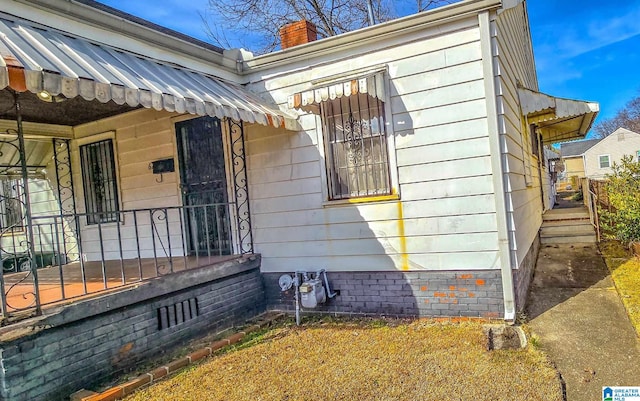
[0,202,253,320]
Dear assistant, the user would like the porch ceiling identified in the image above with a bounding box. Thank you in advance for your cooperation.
[0,88,139,126]
[0,12,296,129]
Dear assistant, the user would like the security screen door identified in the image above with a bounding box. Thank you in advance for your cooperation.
[175,117,231,255]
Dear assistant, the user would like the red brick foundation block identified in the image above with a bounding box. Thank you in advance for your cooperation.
[226,332,245,345]
[166,357,190,374]
[188,347,212,363]
[150,366,169,381]
[121,374,151,396]
[210,339,230,351]
[81,387,123,401]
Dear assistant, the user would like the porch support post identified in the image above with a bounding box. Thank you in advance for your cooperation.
[14,91,41,314]
[227,118,254,254]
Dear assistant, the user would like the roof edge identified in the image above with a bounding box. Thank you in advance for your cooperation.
[560,138,601,157]
[9,0,228,66]
[244,0,502,71]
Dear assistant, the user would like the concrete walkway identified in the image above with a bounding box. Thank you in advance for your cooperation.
[527,243,640,401]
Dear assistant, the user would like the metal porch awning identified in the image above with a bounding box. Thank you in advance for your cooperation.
[0,12,296,129]
[518,87,599,143]
[287,72,385,113]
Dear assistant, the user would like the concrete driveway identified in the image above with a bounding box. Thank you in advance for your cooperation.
[527,243,640,401]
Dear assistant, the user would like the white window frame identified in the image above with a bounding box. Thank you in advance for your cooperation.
[598,154,610,169]
[316,73,400,206]
[76,131,122,226]
[522,121,534,187]
[320,95,391,200]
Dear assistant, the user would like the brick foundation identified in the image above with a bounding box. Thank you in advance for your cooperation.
[263,270,504,318]
[513,235,540,312]
[0,257,265,401]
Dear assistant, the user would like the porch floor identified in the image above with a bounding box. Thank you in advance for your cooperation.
[3,255,240,312]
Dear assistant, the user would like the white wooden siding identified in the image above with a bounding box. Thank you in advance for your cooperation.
[72,109,185,261]
[245,18,501,273]
[493,3,543,268]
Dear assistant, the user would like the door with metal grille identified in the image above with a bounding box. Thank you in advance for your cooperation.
[175,117,231,256]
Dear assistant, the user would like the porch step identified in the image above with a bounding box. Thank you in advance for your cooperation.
[540,206,597,244]
[543,207,590,222]
[540,222,594,236]
[541,234,597,244]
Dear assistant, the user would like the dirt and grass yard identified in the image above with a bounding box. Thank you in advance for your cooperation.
[599,240,640,336]
[124,318,563,401]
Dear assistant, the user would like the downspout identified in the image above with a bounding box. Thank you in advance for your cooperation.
[478,10,516,321]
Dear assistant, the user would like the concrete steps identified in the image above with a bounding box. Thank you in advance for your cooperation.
[542,209,590,222]
[541,207,596,244]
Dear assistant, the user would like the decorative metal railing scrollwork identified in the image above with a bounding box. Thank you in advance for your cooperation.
[228,119,254,255]
[53,138,79,263]
[0,92,40,319]
[150,208,173,276]
[1,202,242,320]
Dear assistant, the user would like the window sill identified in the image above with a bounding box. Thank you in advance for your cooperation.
[322,193,400,207]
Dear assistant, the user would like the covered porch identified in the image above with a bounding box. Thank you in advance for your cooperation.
[0,10,293,322]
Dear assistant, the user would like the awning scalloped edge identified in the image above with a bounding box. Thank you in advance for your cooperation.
[287,73,385,113]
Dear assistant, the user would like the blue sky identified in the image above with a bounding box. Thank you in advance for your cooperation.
[98,0,640,131]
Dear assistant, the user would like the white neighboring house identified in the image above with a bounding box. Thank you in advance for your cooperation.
[583,128,640,179]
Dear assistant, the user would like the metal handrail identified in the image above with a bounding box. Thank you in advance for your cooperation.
[588,189,601,242]
[1,202,249,319]
[583,178,601,243]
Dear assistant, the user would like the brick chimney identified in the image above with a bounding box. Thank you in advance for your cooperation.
[279,20,317,49]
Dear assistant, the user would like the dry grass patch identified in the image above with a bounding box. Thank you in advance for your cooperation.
[600,240,640,336]
[125,318,562,401]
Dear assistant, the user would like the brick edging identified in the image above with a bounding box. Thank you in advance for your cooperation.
[80,313,284,401]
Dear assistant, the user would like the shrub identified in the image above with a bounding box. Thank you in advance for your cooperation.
[571,190,583,202]
[570,175,579,189]
[599,155,640,244]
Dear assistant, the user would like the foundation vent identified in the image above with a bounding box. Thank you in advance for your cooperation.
[158,298,199,330]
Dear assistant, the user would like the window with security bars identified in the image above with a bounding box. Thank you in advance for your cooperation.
[0,179,24,232]
[321,93,391,200]
[80,139,120,224]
